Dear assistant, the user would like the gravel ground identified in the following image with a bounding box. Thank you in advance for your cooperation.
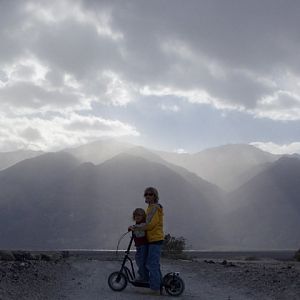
[0,255,299,300]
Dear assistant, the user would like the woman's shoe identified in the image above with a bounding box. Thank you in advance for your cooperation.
[148,289,161,296]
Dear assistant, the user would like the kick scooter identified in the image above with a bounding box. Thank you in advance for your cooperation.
[107,232,185,296]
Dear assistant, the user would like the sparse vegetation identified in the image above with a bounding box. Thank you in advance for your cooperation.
[162,233,186,259]
[244,256,259,261]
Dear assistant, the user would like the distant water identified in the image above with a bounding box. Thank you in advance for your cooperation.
[23,249,296,261]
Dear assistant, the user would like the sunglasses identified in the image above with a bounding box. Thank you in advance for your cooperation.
[144,192,154,197]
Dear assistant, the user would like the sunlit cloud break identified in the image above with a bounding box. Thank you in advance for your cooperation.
[251,142,300,155]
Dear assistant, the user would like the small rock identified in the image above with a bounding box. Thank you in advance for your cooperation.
[226,262,237,267]
[12,274,19,281]
[41,254,51,261]
[204,259,215,264]
[0,270,6,278]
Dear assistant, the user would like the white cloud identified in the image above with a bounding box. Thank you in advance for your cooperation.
[0,112,139,152]
[0,56,92,114]
[102,71,137,106]
[4,57,49,83]
[174,148,188,154]
[251,74,300,120]
[63,73,81,89]
[140,85,244,111]
[251,142,300,155]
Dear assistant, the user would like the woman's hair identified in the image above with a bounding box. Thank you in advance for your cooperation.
[132,208,146,222]
[144,186,159,203]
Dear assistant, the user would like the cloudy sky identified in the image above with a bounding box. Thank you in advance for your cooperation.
[1,0,300,154]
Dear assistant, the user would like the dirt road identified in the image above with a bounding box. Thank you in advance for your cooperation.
[0,255,299,299]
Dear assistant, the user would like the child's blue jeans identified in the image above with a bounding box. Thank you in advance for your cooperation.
[135,244,149,281]
[146,242,163,290]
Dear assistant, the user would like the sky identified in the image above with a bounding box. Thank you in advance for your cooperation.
[1,0,300,154]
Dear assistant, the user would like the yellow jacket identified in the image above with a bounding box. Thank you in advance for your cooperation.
[145,203,164,243]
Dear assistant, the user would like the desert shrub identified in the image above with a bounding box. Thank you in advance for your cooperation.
[294,249,300,261]
[62,251,70,259]
[162,233,186,258]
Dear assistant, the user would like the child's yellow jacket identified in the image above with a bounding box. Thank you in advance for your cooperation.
[145,203,164,242]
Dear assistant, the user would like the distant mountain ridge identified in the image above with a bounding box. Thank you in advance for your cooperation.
[157,144,279,191]
[0,141,284,192]
[0,140,299,250]
[0,150,43,171]
[64,139,134,164]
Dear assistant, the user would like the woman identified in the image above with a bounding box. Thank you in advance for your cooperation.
[130,187,164,295]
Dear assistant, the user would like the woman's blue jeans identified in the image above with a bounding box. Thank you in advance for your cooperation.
[135,244,149,281]
[146,242,163,290]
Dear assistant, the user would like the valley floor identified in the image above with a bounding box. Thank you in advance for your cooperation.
[0,253,299,299]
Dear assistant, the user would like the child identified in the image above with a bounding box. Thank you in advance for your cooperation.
[131,208,149,282]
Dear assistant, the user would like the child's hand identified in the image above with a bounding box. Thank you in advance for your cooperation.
[128,225,135,232]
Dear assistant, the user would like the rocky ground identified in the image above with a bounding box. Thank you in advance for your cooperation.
[0,251,299,299]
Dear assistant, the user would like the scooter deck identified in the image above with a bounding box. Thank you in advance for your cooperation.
[131,281,150,288]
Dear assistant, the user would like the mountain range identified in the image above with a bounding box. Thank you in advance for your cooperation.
[0,139,299,250]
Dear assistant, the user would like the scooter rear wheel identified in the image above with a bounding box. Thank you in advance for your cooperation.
[108,272,128,291]
[164,276,185,296]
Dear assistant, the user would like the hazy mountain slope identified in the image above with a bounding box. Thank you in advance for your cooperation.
[67,142,224,207]
[64,140,280,193]
[62,152,227,249]
[224,156,300,249]
[0,150,43,171]
[64,139,134,164]
[234,161,274,189]
[0,152,225,250]
[157,144,279,191]
[0,152,80,249]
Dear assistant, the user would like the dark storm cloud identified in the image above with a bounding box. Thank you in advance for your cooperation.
[31,19,122,79]
[81,0,300,113]
[1,0,300,114]
[103,0,300,74]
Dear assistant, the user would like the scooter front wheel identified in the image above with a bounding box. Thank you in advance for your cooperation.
[164,276,185,296]
[108,271,128,291]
